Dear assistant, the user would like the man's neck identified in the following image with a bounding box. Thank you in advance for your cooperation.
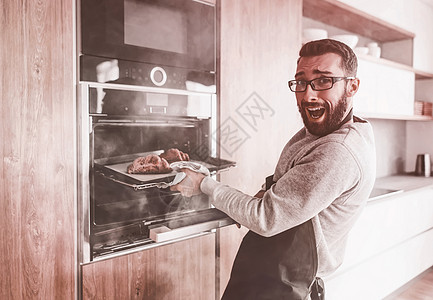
[341,108,354,125]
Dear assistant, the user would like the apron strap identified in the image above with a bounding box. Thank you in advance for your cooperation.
[311,277,325,300]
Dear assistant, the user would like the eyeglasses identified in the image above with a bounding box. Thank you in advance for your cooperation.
[288,76,355,92]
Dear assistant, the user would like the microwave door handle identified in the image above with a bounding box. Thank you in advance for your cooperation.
[149,217,234,243]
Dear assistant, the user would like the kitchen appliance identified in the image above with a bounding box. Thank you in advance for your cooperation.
[78,0,230,263]
[415,153,431,177]
[77,82,236,262]
[80,0,216,89]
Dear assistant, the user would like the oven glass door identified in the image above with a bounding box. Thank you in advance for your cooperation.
[81,0,215,71]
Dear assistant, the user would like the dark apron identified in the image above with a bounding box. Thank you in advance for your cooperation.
[222,177,322,300]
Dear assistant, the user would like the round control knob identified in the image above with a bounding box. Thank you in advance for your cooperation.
[150,66,167,87]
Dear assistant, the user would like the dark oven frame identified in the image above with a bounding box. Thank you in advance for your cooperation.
[77,82,235,263]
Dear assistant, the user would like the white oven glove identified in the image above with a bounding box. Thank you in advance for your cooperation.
[170,161,210,176]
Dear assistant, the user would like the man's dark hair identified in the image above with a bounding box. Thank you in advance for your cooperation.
[298,39,358,76]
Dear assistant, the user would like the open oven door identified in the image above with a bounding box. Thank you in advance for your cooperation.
[148,209,235,243]
[92,150,236,244]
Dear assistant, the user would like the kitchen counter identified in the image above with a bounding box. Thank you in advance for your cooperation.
[369,174,433,202]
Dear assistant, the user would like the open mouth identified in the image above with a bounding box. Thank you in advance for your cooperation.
[306,107,325,119]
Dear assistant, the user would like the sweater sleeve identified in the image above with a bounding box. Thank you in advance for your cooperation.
[201,141,361,237]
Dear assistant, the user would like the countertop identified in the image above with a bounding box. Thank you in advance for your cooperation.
[369,174,433,202]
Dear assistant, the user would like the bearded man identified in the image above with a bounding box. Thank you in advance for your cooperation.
[172,39,376,300]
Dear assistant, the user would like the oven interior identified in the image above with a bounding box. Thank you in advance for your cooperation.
[88,115,235,258]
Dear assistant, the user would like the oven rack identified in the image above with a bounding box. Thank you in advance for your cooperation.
[94,170,171,190]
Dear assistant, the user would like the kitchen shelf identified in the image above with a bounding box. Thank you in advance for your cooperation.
[303,0,433,80]
[414,69,433,80]
[302,0,433,121]
[358,112,433,121]
[356,53,433,80]
[303,0,415,42]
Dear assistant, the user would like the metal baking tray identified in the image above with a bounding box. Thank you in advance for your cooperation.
[94,151,236,190]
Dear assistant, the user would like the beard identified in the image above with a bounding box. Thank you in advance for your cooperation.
[298,93,349,137]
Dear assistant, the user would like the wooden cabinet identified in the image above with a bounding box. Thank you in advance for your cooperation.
[302,0,433,120]
[0,0,75,299]
[217,0,303,297]
[82,234,216,300]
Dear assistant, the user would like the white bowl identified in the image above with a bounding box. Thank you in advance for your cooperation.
[354,47,369,56]
[329,34,359,49]
[368,46,381,58]
[302,28,328,44]
[367,42,381,58]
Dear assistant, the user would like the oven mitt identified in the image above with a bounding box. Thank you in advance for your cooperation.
[170,161,210,176]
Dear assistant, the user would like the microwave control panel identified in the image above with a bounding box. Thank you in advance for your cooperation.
[80,55,215,90]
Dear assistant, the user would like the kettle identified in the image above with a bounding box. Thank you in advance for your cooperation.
[415,154,431,177]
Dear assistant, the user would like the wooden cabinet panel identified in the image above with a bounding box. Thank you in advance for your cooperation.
[218,0,303,195]
[0,0,75,299]
[217,0,303,297]
[82,234,216,300]
[217,225,248,297]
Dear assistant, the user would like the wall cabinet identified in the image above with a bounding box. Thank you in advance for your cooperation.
[355,59,415,116]
[303,0,433,120]
[81,234,216,300]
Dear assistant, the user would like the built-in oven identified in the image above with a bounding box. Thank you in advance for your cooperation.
[80,0,215,89]
[78,0,226,263]
[77,82,235,263]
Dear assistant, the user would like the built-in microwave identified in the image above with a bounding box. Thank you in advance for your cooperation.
[80,0,216,89]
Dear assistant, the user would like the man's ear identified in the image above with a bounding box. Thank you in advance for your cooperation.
[345,78,360,97]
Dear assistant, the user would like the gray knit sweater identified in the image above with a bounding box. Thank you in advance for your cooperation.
[201,116,376,277]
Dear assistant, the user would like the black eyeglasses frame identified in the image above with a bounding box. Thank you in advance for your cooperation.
[288,76,355,92]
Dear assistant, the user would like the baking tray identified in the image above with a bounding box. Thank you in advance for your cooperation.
[105,161,177,182]
[94,151,236,190]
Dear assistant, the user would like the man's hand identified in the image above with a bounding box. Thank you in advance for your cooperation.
[170,168,206,197]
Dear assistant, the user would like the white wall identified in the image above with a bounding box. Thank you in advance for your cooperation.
[415,78,433,103]
[406,121,433,172]
[368,119,407,177]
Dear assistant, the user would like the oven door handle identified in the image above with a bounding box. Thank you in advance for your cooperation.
[149,216,235,243]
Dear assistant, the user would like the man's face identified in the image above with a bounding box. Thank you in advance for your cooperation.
[295,53,353,136]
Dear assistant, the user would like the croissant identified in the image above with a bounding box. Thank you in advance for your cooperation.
[127,154,171,174]
[159,148,190,164]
